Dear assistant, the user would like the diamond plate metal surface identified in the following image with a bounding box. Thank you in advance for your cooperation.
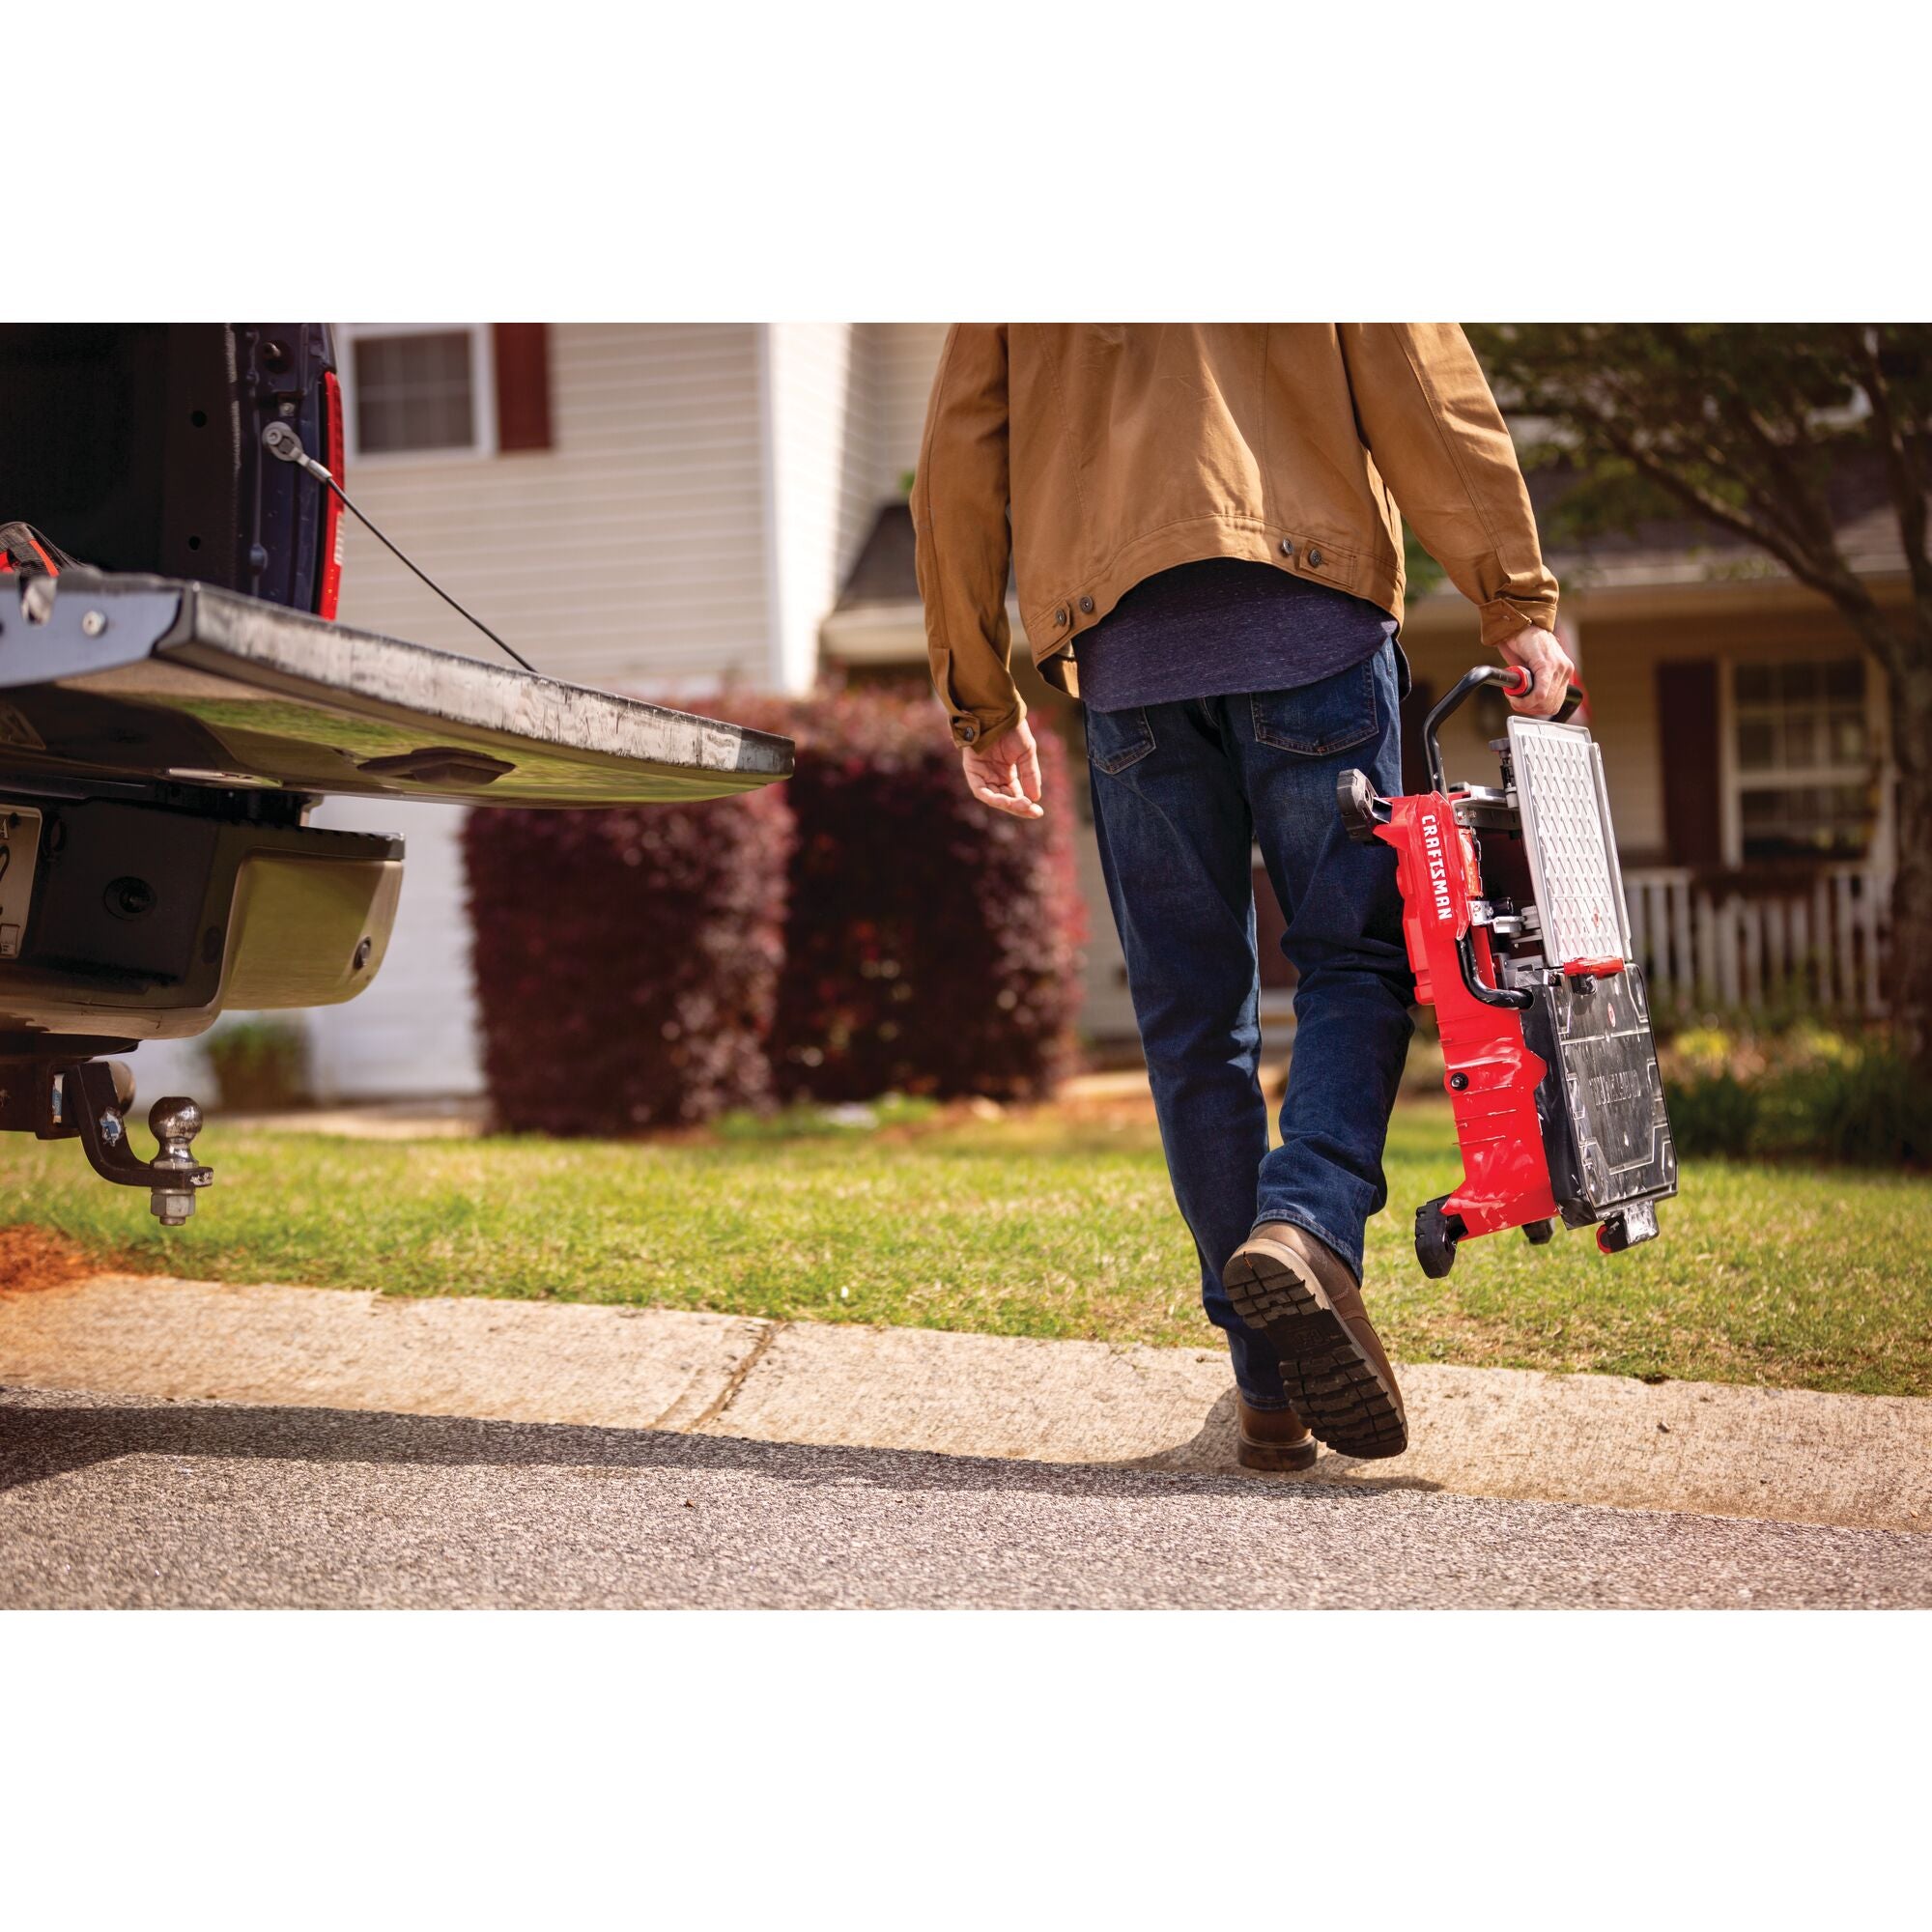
[1516,960,1679,1219]
[1507,718,1632,969]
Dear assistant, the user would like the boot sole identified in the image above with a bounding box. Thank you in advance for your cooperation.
[1224,1247,1408,1460]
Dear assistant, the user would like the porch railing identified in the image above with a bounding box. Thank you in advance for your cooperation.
[1621,863,1889,1017]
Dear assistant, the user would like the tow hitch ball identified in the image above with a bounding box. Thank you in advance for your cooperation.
[35,1059,213,1225]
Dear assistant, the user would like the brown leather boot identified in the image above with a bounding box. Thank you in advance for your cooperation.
[1223,1223,1407,1460]
[1236,1397,1319,1472]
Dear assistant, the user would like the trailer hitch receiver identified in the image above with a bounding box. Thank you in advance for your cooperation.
[15,1058,214,1225]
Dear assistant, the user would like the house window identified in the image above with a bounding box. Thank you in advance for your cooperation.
[341,325,495,459]
[1731,657,1873,861]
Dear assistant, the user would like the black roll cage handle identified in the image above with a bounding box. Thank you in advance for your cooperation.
[1422,664,1584,797]
[1419,664,1582,1013]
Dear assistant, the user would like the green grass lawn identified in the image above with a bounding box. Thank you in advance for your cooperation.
[3,1096,1927,1398]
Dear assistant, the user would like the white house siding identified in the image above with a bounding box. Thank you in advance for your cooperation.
[867,323,949,494]
[337,324,773,694]
[304,796,479,1100]
[152,324,787,1105]
[766,324,952,687]
[765,324,879,693]
[1567,614,1666,861]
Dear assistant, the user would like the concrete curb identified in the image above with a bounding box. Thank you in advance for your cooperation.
[2,1273,1927,1535]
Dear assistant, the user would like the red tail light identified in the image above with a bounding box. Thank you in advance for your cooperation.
[319,368,346,620]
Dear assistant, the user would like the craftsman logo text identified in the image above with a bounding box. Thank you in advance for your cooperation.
[1420,812,1454,923]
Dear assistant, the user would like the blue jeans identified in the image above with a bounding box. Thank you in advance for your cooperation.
[1084,641,1416,1408]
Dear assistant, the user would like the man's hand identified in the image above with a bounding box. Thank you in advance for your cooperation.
[1497,626,1577,719]
[961,719,1045,819]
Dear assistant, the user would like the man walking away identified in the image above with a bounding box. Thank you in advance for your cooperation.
[912,326,1571,1467]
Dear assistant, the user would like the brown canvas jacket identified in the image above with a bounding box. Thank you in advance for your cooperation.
[911,324,1560,747]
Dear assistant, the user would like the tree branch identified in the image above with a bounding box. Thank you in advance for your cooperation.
[1848,325,1932,609]
[1585,407,1882,618]
[1653,324,1838,558]
[1588,357,1830,566]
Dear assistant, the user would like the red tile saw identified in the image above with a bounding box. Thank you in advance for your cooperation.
[1338,665,1678,1278]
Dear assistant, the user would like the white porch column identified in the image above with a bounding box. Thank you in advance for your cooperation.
[760,323,878,696]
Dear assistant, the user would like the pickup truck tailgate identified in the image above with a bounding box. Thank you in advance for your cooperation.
[0,573,792,807]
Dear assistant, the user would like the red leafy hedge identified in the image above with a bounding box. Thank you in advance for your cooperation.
[462,687,1085,1132]
[750,689,1085,1103]
[462,786,792,1134]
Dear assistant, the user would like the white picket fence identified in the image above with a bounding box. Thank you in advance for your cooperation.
[1622,864,1889,1015]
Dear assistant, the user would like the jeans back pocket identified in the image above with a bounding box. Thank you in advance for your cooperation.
[1249,654,1381,757]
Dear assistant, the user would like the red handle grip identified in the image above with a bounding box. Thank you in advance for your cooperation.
[1503,666,1589,721]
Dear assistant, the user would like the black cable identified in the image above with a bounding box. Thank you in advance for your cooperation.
[324,474,538,674]
[262,420,538,674]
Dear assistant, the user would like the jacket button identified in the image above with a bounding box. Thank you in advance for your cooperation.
[1307,547,1324,567]
[1078,596,1094,614]
[1279,538,1295,556]
[1054,606,1069,627]
[960,723,978,743]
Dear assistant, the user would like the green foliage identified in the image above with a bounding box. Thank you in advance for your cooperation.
[1667,1071,1762,1159]
[1401,520,1445,602]
[1662,1021,1929,1166]
[201,1019,309,1112]
[1758,1047,1932,1166]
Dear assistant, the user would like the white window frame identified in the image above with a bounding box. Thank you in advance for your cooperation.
[1719,651,1882,867]
[336,323,497,466]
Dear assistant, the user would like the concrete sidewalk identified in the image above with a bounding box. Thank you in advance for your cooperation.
[2,1272,1926,1536]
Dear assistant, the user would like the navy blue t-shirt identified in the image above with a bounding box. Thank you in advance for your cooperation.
[1074,557,1396,713]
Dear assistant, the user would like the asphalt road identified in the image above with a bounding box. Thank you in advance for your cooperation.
[3,1384,1927,1609]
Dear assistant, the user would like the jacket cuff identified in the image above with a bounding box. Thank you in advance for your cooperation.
[1478,596,1559,649]
[948,697,1026,750]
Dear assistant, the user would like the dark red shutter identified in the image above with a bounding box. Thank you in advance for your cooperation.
[492,324,553,452]
[1656,659,1723,867]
